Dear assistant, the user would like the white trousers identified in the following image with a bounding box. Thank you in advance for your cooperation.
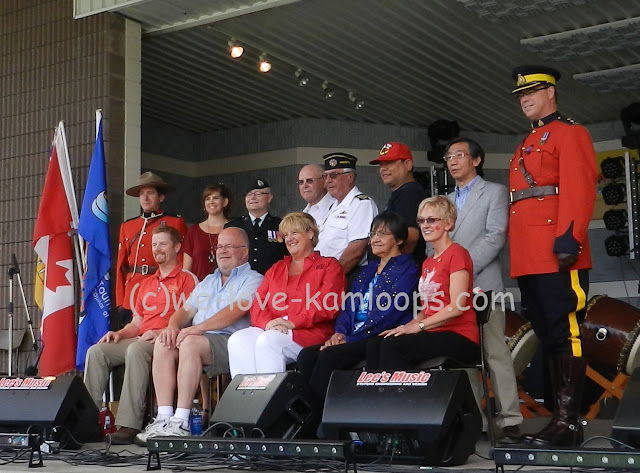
[227,327,303,378]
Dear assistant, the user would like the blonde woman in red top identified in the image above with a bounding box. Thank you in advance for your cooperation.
[227,212,345,377]
[376,195,479,368]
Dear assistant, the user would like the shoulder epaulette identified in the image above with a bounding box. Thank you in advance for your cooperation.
[356,194,370,200]
[559,115,578,125]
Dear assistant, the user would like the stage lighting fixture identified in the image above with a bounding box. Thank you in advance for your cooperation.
[602,182,626,206]
[228,39,243,58]
[258,54,271,73]
[348,91,364,110]
[604,234,629,257]
[427,119,460,163]
[294,69,309,86]
[322,81,335,99]
[601,156,624,179]
[603,209,628,231]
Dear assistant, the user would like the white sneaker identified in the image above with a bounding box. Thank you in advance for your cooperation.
[134,417,168,446]
[159,417,190,437]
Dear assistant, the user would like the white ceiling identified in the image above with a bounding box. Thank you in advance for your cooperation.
[103,0,640,134]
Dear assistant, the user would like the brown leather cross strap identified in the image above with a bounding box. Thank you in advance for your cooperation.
[509,185,558,204]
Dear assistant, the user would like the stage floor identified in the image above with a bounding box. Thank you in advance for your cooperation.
[0,418,624,473]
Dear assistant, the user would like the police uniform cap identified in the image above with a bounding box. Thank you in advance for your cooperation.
[511,65,561,94]
[323,152,357,170]
[246,178,270,195]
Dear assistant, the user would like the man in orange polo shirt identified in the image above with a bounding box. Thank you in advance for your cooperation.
[84,226,197,444]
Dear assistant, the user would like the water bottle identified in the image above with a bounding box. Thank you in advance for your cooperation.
[190,399,203,436]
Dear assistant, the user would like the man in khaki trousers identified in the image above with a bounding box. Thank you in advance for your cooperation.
[84,226,197,444]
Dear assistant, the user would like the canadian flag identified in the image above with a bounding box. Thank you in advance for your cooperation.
[32,122,79,376]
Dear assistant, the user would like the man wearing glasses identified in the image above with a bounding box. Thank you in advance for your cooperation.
[369,142,428,263]
[226,178,287,275]
[298,164,335,230]
[508,65,597,447]
[442,137,522,444]
[315,153,378,282]
[135,227,263,442]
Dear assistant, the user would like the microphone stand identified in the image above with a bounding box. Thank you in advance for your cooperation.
[7,254,38,376]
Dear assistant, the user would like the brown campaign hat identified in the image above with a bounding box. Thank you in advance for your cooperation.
[126,172,175,196]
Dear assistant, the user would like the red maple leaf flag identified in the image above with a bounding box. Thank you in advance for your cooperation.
[32,122,79,376]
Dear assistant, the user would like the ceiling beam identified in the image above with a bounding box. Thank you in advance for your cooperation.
[144,0,301,35]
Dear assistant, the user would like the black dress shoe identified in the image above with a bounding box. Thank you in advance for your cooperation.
[498,425,522,444]
[109,427,140,445]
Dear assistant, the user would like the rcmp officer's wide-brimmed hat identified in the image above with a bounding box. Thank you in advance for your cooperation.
[126,171,176,196]
[369,142,413,165]
[511,65,561,94]
[323,152,357,170]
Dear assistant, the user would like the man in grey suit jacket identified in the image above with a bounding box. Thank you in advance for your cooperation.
[444,137,523,444]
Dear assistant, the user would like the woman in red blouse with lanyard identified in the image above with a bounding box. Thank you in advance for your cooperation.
[376,195,479,368]
[182,184,233,280]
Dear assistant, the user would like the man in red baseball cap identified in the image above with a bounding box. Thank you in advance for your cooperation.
[370,142,428,263]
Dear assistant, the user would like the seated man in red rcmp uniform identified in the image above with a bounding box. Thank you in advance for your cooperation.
[115,172,188,325]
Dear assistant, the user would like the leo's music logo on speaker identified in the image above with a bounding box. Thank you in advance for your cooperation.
[0,377,54,390]
[356,371,432,386]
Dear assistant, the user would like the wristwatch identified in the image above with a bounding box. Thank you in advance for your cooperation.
[418,322,426,331]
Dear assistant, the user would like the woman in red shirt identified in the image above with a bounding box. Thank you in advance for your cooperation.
[182,184,233,281]
[227,212,346,377]
[376,195,479,368]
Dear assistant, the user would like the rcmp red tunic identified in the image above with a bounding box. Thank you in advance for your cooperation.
[115,211,188,309]
[508,114,597,278]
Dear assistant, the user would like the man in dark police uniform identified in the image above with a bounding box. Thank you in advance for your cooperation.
[225,178,286,275]
[115,172,188,323]
[508,65,597,446]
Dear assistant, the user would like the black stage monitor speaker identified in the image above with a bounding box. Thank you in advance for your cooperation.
[612,367,640,448]
[321,370,481,466]
[210,372,321,439]
[0,375,99,448]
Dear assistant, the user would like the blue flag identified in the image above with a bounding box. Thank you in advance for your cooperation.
[77,117,111,371]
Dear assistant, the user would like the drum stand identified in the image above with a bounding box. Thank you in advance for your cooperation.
[584,366,629,420]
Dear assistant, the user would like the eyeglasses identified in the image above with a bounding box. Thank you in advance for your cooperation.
[442,151,470,162]
[368,230,391,239]
[323,170,352,180]
[416,217,442,225]
[297,177,324,186]
[246,191,270,198]
[215,244,248,251]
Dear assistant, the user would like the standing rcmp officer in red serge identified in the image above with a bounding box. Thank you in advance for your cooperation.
[116,172,189,322]
[508,65,597,447]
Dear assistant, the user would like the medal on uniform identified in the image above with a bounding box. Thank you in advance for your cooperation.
[539,132,549,145]
[525,145,532,154]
